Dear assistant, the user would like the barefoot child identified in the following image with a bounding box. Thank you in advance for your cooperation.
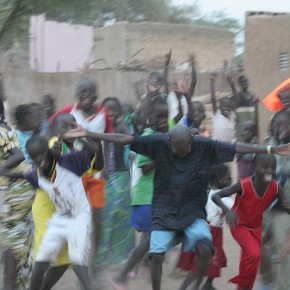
[39,113,104,289]
[110,96,178,289]
[175,55,208,137]
[3,133,103,290]
[227,75,258,141]
[212,154,290,290]
[210,73,236,143]
[97,97,134,266]
[178,164,234,290]
[50,79,113,278]
[137,51,185,131]
[260,109,290,289]
[34,113,78,289]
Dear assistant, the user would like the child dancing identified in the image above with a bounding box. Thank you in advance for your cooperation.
[212,154,290,290]
[4,133,103,290]
[178,164,233,290]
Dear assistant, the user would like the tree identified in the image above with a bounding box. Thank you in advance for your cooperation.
[0,0,33,48]
[0,0,100,49]
[0,0,241,50]
[193,10,242,34]
[168,3,200,25]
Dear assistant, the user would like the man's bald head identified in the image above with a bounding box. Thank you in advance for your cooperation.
[169,124,192,158]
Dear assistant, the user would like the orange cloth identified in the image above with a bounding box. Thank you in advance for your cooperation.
[263,78,290,111]
[82,175,106,208]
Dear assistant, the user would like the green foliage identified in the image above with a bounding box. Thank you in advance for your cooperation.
[0,0,241,50]
[168,4,200,24]
[194,10,242,34]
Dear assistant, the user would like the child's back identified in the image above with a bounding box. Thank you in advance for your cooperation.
[212,97,236,142]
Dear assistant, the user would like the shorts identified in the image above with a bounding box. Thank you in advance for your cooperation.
[82,175,106,209]
[150,218,212,254]
[129,205,151,232]
[178,226,226,277]
[36,215,91,266]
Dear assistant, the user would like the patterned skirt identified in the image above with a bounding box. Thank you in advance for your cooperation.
[0,167,34,289]
[96,171,135,265]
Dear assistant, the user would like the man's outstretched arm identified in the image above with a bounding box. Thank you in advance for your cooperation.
[235,142,290,156]
[62,127,134,145]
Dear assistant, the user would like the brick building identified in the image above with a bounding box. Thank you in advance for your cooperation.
[244,11,290,138]
[91,22,235,72]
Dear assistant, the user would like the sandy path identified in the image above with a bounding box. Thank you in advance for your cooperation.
[0,224,246,289]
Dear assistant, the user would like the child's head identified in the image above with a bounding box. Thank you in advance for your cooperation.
[150,96,169,133]
[26,133,50,169]
[190,101,206,129]
[122,104,134,116]
[102,97,122,124]
[208,164,231,189]
[241,120,257,143]
[76,79,98,111]
[42,94,55,118]
[277,90,290,109]
[219,97,233,118]
[146,71,164,94]
[238,75,249,91]
[271,109,290,143]
[169,124,192,158]
[148,71,164,86]
[14,104,30,130]
[14,103,41,132]
[30,103,42,131]
[252,154,276,184]
[52,113,77,145]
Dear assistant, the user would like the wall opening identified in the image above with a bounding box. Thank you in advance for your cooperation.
[279,52,289,70]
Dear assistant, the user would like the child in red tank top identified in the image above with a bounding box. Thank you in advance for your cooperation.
[212,154,290,290]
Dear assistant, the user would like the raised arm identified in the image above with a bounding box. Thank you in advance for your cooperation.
[186,56,198,124]
[0,147,24,174]
[164,49,172,96]
[210,72,218,114]
[189,55,197,98]
[0,170,24,179]
[212,182,242,226]
[227,75,239,108]
[235,142,290,156]
[173,94,183,124]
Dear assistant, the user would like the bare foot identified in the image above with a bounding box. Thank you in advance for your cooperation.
[109,276,129,290]
[127,271,137,279]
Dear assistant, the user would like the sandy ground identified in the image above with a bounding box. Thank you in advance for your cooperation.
[1,224,254,290]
